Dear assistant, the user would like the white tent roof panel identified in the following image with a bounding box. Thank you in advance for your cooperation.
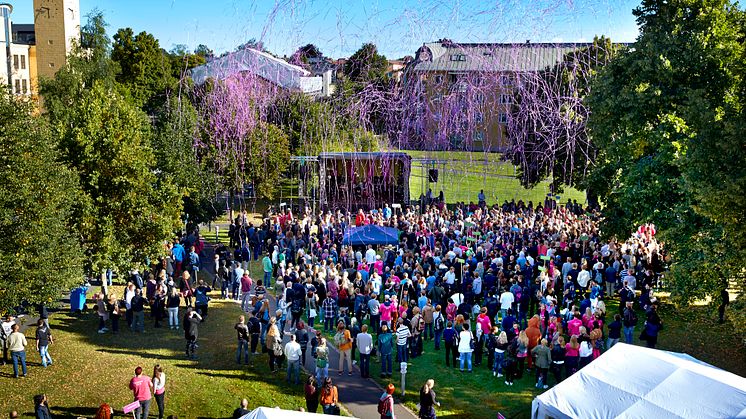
[532,343,746,419]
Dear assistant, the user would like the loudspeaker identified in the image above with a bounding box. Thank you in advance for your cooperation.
[428,169,439,182]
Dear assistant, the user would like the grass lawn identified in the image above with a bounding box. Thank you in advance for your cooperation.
[0,286,307,418]
[403,150,586,205]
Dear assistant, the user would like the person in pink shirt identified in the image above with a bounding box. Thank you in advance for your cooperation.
[379,297,395,328]
[567,312,583,337]
[476,308,492,338]
[373,255,384,275]
[445,299,457,322]
[129,366,153,419]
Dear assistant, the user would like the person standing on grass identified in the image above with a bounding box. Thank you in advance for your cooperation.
[305,375,320,413]
[622,301,637,344]
[193,280,211,319]
[266,319,283,373]
[129,366,153,419]
[335,322,353,376]
[240,273,253,312]
[262,253,274,289]
[457,322,473,373]
[183,308,202,359]
[96,293,109,334]
[550,336,566,385]
[232,262,244,302]
[131,288,146,333]
[152,364,166,419]
[432,305,444,350]
[35,319,53,367]
[247,312,261,356]
[1,314,15,365]
[418,379,440,419]
[7,324,27,378]
[235,315,250,365]
[378,383,396,419]
[33,394,52,419]
[532,338,552,389]
[356,324,373,378]
[377,324,393,378]
[285,334,302,385]
[322,294,338,333]
[442,321,458,368]
[166,288,180,330]
[295,322,309,366]
[108,293,122,334]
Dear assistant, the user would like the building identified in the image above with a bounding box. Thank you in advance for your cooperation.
[0,0,79,99]
[405,39,599,151]
[191,47,332,97]
[33,0,80,80]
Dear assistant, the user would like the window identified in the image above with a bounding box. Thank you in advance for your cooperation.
[475,92,486,105]
[48,39,54,45]
[474,132,485,142]
[449,54,466,61]
[22,79,27,94]
[499,74,513,86]
[434,75,443,84]
[499,113,508,124]
[20,55,26,70]
[14,79,20,94]
[499,94,513,104]
[49,62,55,68]
[475,112,484,123]
[13,55,19,70]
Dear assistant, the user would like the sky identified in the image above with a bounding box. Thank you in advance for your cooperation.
[8,0,642,59]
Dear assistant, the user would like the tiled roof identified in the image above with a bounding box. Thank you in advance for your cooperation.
[412,41,605,72]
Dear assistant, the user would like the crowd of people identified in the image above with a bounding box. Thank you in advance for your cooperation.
[4,194,670,419]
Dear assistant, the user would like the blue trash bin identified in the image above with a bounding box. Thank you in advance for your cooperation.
[70,286,88,312]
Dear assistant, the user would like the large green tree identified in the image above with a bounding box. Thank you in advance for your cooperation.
[587,0,746,307]
[112,28,176,111]
[52,82,181,273]
[0,93,84,313]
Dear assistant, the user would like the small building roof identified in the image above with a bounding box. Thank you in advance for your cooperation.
[318,152,412,161]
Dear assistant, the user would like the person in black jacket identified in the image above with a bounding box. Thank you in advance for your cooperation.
[550,336,566,385]
[247,312,261,355]
[183,308,202,359]
[295,321,310,366]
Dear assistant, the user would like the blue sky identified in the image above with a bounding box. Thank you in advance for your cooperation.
[8,0,641,58]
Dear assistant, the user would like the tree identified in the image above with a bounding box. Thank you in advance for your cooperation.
[586,0,746,306]
[0,92,84,313]
[169,45,207,81]
[52,82,182,274]
[112,28,177,111]
[40,10,121,125]
[343,43,388,85]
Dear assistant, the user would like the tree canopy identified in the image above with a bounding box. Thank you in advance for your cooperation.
[0,92,84,313]
[587,0,746,305]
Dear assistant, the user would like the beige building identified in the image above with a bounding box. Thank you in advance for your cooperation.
[406,40,593,151]
[0,0,78,99]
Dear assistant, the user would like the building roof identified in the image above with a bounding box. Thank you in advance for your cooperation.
[318,152,411,161]
[190,47,323,94]
[411,41,611,73]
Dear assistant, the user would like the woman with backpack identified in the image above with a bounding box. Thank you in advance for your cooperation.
[319,377,340,415]
[418,379,440,419]
[378,383,396,419]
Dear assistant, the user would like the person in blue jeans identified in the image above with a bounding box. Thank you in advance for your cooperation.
[234,316,250,364]
[35,319,53,367]
[395,319,410,363]
[492,330,508,377]
[622,301,637,344]
[458,323,473,372]
[7,324,27,378]
[377,324,393,377]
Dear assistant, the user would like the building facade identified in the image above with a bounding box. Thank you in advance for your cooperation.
[405,40,595,152]
[0,0,78,99]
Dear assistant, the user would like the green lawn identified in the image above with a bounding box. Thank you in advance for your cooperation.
[0,287,306,418]
[402,150,586,205]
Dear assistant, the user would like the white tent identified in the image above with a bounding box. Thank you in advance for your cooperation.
[239,406,356,419]
[531,343,746,419]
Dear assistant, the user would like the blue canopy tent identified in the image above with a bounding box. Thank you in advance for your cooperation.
[343,225,400,246]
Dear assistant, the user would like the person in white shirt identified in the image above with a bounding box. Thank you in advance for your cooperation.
[365,245,377,265]
[356,325,373,378]
[284,334,302,385]
[457,323,474,372]
[499,289,515,321]
[1,314,16,365]
[152,365,167,419]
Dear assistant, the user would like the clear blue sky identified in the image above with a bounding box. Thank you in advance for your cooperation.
[8,0,641,58]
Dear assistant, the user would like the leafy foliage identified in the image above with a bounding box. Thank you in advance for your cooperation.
[343,43,388,85]
[112,28,177,111]
[52,83,182,273]
[587,0,746,306]
[0,93,84,313]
